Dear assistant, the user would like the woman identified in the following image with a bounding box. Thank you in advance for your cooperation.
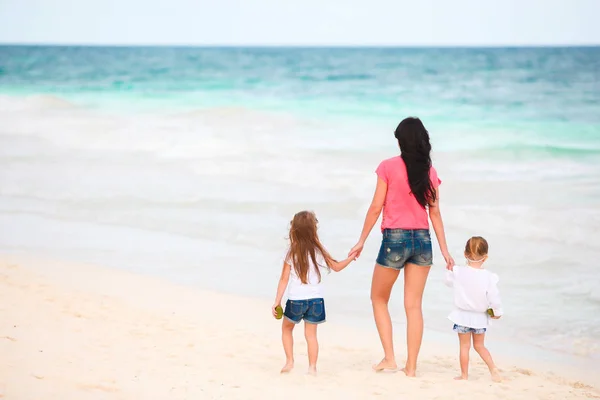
[349,117,454,377]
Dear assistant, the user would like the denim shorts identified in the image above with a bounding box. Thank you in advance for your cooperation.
[453,324,486,334]
[376,229,433,270]
[283,298,326,324]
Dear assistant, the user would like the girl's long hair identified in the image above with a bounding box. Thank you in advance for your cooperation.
[394,117,436,208]
[286,211,335,284]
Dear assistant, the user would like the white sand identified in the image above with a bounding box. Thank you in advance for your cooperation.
[1,255,598,400]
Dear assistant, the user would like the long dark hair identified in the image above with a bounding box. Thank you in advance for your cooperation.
[394,117,436,208]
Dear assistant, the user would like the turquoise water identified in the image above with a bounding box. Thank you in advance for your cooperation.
[2,46,599,153]
[2,47,599,122]
[1,46,600,360]
[2,46,599,163]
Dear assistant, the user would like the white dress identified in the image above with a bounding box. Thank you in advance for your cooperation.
[444,265,504,329]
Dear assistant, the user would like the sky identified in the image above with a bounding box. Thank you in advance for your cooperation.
[0,0,599,46]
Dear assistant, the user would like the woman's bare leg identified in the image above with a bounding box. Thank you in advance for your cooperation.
[402,262,430,377]
[371,264,401,371]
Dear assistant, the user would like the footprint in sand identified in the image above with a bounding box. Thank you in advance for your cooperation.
[570,381,592,389]
[78,383,119,393]
[514,368,534,376]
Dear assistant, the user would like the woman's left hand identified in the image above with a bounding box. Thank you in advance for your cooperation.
[443,253,455,270]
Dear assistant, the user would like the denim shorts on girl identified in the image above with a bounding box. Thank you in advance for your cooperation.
[283,298,326,324]
[376,229,433,270]
[453,324,486,334]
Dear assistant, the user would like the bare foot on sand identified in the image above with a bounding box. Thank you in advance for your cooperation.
[401,367,417,377]
[373,359,398,372]
[491,368,503,382]
[454,375,468,381]
[307,366,317,376]
[280,362,294,373]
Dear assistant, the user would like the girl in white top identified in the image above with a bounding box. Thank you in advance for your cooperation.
[444,236,503,382]
[272,211,357,375]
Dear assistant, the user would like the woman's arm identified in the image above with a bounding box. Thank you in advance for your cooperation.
[272,261,291,317]
[428,188,455,270]
[349,177,387,258]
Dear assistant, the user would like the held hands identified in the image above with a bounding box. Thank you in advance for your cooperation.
[348,241,364,259]
[348,249,359,261]
[443,252,455,271]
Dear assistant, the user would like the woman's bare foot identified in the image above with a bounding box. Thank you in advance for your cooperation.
[280,361,294,373]
[307,366,317,376]
[490,368,502,382]
[373,358,398,372]
[454,374,468,381]
[401,367,417,377]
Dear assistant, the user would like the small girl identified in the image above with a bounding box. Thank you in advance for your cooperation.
[272,211,356,375]
[444,236,503,382]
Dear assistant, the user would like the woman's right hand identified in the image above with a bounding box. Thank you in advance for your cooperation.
[348,241,364,259]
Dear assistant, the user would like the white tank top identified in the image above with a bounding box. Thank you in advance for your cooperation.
[285,252,326,300]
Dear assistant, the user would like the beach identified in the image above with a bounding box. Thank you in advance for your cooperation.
[1,46,599,398]
[1,255,598,400]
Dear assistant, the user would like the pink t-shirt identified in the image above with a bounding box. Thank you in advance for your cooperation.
[375,156,441,231]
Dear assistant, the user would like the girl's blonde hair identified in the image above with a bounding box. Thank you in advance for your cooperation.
[464,236,489,259]
[286,211,335,284]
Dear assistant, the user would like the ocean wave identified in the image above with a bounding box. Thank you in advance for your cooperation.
[172,106,298,123]
[504,144,600,156]
[298,73,373,82]
[455,143,600,158]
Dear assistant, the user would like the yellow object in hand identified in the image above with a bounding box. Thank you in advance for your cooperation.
[275,305,283,320]
[487,308,495,317]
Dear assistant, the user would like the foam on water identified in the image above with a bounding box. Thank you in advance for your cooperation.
[0,94,76,111]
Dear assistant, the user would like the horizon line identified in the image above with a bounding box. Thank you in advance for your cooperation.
[1,42,599,49]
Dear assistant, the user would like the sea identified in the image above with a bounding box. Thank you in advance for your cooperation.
[1,46,599,363]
